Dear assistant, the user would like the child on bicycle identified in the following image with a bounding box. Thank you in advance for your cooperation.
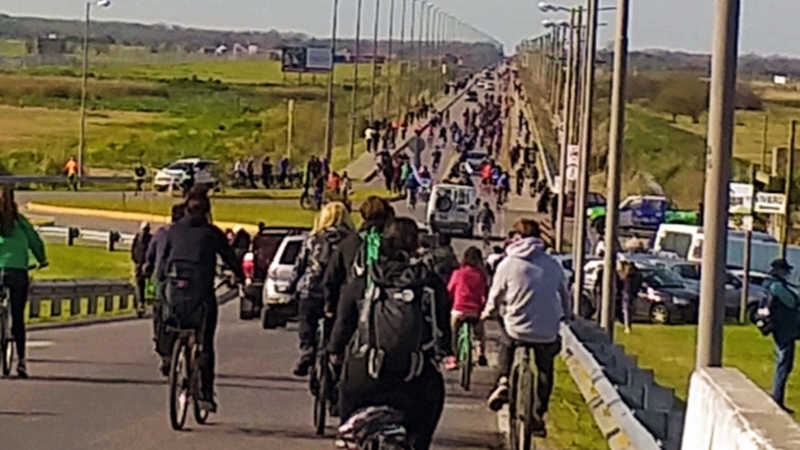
[444,246,489,371]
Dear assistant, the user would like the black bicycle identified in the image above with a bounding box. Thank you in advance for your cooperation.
[339,407,411,450]
[167,321,211,430]
[310,318,335,436]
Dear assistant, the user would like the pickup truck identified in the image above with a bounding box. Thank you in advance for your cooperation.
[587,195,699,233]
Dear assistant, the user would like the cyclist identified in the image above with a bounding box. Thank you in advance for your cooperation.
[290,202,355,377]
[0,184,47,379]
[431,146,443,172]
[445,246,489,371]
[482,219,571,437]
[476,202,496,245]
[155,187,245,412]
[328,218,452,450]
[405,169,421,210]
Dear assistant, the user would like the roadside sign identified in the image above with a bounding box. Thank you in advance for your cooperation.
[281,47,333,73]
[755,192,787,214]
[408,136,425,154]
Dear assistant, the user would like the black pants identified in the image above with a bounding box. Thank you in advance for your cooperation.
[134,269,147,310]
[339,358,445,450]
[200,300,219,398]
[298,297,324,354]
[2,269,29,361]
[496,324,561,418]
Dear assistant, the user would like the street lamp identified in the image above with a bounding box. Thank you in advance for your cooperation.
[323,0,341,161]
[78,0,111,185]
[348,0,364,160]
[369,0,382,122]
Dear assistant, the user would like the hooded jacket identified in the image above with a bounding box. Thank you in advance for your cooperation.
[485,237,569,343]
[291,226,351,302]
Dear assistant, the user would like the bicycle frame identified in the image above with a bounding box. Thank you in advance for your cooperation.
[457,322,474,391]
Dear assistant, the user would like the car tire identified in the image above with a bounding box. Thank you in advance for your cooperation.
[435,196,454,213]
[239,297,255,321]
[650,304,671,325]
[746,303,759,324]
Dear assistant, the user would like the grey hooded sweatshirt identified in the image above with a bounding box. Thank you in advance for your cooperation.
[485,237,569,343]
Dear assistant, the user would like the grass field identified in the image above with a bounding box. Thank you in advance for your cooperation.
[36,243,131,280]
[547,358,608,450]
[615,323,800,413]
[0,39,27,57]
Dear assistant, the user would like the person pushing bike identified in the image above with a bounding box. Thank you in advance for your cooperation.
[0,184,48,379]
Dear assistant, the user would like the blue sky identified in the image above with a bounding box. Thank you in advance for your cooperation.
[3,0,800,57]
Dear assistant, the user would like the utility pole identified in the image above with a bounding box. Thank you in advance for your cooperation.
[408,0,416,109]
[696,0,741,369]
[761,114,769,171]
[781,120,797,258]
[572,0,599,321]
[287,98,295,160]
[739,164,757,324]
[600,0,630,338]
[385,0,395,115]
[323,0,341,162]
[555,8,579,254]
[348,0,364,160]
[416,1,424,106]
[78,1,91,186]
[397,0,407,118]
[369,0,381,122]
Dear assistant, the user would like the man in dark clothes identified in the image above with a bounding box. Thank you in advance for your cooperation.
[261,156,273,189]
[131,221,153,316]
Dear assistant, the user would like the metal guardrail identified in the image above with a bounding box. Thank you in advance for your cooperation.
[36,225,135,250]
[27,279,136,324]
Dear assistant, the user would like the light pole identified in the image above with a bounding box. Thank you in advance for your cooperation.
[348,0,364,160]
[416,0,426,106]
[397,0,407,118]
[385,0,395,116]
[78,0,111,185]
[369,0,382,123]
[600,0,630,339]
[408,0,416,109]
[696,0,742,369]
[324,0,341,162]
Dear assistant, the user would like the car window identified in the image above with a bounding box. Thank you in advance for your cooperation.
[455,189,470,205]
[675,264,700,280]
[279,240,303,265]
[167,162,191,171]
[660,232,693,259]
[645,268,685,288]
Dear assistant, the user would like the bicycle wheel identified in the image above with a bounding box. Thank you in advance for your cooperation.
[508,364,520,450]
[168,339,190,430]
[0,312,11,377]
[515,365,535,450]
[458,324,473,391]
[192,352,210,425]
[312,353,328,436]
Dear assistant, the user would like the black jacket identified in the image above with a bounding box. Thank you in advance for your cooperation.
[322,226,365,314]
[328,253,453,359]
[131,231,152,266]
[156,216,244,295]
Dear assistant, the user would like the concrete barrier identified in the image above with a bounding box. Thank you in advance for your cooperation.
[26,279,136,325]
[681,368,800,450]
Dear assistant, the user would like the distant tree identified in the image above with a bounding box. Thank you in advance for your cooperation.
[626,74,661,104]
[653,76,708,123]
[735,83,764,111]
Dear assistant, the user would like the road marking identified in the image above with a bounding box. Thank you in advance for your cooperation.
[26,340,55,349]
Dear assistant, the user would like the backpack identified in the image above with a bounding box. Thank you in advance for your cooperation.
[298,233,339,299]
[164,260,208,329]
[351,255,439,382]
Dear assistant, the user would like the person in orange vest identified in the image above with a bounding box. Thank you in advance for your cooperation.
[64,157,79,191]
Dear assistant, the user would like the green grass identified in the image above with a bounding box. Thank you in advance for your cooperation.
[0,39,27,57]
[214,186,398,202]
[546,358,609,450]
[36,243,131,280]
[615,323,800,411]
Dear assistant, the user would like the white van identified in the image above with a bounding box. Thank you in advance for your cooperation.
[427,183,478,237]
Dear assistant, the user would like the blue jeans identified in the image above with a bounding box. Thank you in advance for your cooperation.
[772,335,796,407]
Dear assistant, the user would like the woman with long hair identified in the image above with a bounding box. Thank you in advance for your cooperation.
[0,185,48,378]
[290,201,355,376]
[446,246,489,370]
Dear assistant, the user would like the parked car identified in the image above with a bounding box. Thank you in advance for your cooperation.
[466,90,479,102]
[153,158,219,192]
[239,227,309,322]
[633,266,700,324]
[587,195,698,234]
[261,233,308,329]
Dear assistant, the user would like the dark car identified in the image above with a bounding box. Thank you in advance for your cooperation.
[466,90,479,102]
[239,227,310,321]
[631,267,699,324]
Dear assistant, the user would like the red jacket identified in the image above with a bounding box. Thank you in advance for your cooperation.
[447,264,488,316]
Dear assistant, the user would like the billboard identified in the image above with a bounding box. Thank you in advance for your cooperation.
[281,47,333,73]
[729,182,787,215]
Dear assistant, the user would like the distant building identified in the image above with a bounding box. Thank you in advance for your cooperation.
[247,44,259,55]
[773,74,789,85]
[214,44,228,56]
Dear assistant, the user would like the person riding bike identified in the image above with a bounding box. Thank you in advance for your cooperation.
[444,246,489,371]
[289,202,355,377]
[405,170,421,210]
[431,146,443,172]
[328,218,453,450]
[0,184,47,379]
[154,187,245,413]
[482,219,572,438]
[476,202,496,243]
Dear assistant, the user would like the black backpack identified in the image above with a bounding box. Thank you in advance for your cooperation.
[351,260,439,382]
[164,260,208,329]
[298,233,339,298]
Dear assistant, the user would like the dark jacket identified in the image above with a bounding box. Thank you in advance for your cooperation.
[131,230,152,267]
[328,253,453,359]
[144,226,169,276]
[155,216,244,297]
[323,226,364,314]
[290,226,351,303]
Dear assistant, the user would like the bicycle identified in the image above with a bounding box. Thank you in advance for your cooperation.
[167,319,211,431]
[339,406,410,450]
[310,318,335,436]
[456,318,479,391]
[1,264,42,377]
[508,346,538,450]
[481,224,492,250]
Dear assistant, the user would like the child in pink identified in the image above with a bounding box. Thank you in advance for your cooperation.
[445,246,489,370]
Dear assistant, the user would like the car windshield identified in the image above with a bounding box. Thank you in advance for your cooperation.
[279,241,303,265]
[646,268,685,288]
[166,162,192,171]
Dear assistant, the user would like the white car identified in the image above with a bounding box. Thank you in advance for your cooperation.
[427,183,478,238]
[261,233,307,329]
[153,158,218,192]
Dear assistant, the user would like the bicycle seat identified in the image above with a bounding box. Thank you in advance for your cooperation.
[339,406,406,446]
